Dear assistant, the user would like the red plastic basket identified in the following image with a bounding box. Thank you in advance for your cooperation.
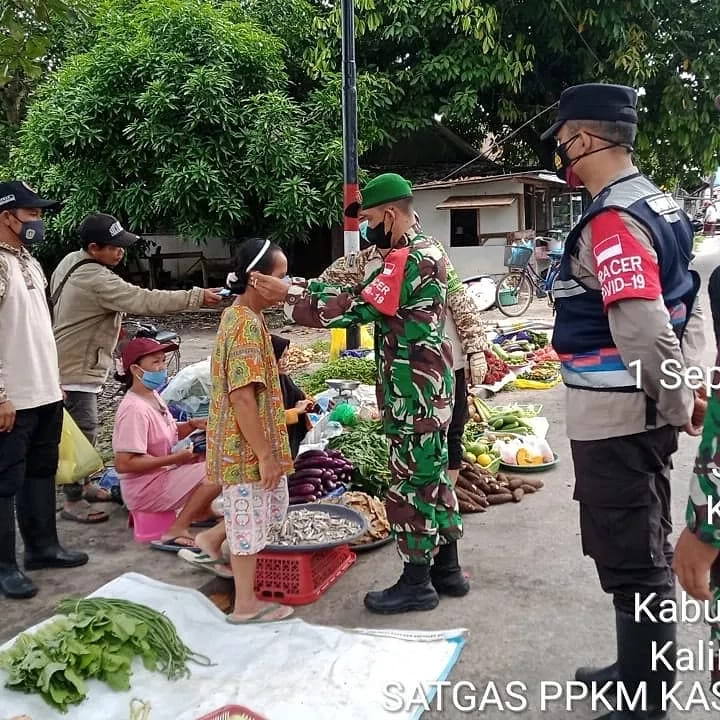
[254,545,356,605]
[196,705,268,720]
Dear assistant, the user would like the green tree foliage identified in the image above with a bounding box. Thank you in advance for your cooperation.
[309,0,719,187]
[1,0,94,164]
[9,0,391,255]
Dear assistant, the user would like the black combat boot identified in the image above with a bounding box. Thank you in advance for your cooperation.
[364,563,439,614]
[16,476,88,571]
[575,663,619,688]
[430,541,470,597]
[597,610,675,719]
[0,496,38,599]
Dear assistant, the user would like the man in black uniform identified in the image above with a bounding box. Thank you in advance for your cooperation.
[546,85,705,719]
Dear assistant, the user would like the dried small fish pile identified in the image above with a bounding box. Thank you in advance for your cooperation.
[268,509,362,546]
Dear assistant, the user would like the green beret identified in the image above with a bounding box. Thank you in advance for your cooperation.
[361,173,413,210]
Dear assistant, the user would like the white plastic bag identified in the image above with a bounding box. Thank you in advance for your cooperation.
[161,359,211,414]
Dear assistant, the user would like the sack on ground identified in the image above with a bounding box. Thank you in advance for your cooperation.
[56,409,104,485]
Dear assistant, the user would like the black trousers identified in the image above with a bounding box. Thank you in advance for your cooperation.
[447,368,469,471]
[571,425,678,613]
[0,401,63,498]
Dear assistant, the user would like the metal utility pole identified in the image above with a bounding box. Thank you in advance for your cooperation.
[342,0,360,349]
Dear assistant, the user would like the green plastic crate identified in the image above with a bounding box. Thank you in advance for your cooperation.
[498,289,518,307]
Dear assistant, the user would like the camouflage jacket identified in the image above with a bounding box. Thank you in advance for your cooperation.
[686,365,720,549]
[286,233,454,435]
[320,239,488,357]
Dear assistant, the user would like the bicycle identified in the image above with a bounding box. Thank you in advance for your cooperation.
[495,242,563,317]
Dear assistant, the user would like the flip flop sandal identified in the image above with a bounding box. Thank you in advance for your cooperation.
[177,549,221,565]
[226,604,294,624]
[60,506,109,524]
[150,537,200,553]
[178,549,232,578]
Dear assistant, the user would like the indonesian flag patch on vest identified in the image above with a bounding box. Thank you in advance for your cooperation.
[360,246,411,315]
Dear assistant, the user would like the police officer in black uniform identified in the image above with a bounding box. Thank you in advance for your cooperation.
[545,84,705,719]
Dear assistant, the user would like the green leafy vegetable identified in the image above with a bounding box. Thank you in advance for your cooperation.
[327,420,390,497]
[0,598,211,713]
[296,357,376,396]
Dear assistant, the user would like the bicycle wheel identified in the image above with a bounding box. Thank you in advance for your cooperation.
[495,272,534,317]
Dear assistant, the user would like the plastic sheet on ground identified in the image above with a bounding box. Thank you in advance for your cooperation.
[469,370,517,394]
[0,573,466,720]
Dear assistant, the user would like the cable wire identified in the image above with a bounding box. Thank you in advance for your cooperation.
[440,101,559,181]
[554,0,605,69]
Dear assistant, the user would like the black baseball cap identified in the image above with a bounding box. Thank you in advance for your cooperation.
[0,180,59,211]
[78,213,140,248]
[541,84,639,141]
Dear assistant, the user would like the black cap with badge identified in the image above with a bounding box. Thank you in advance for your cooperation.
[0,180,60,211]
[78,213,141,248]
[541,83,638,141]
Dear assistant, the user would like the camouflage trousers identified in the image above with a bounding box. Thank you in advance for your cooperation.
[385,430,463,564]
[711,559,720,684]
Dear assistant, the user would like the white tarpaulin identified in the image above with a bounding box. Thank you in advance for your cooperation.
[0,573,466,720]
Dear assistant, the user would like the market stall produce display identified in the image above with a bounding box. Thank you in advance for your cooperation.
[287,449,354,504]
[321,491,391,547]
[282,343,329,373]
[326,420,391,498]
[296,357,377,396]
[455,463,544,513]
[481,348,512,385]
[517,361,561,384]
[467,395,537,435]
[265,505,367,551]
[493,436,556,467]
[0,598,210,712]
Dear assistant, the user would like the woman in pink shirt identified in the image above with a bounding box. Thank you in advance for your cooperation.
[112,338,220,550]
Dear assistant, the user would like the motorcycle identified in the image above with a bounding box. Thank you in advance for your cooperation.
[116,321,182,376]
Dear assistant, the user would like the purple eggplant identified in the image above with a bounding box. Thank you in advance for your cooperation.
[290,494,317,505]
[290,482,318,496]
[296,450,327,461]
[290,468,325,480]
[288,479,321,492]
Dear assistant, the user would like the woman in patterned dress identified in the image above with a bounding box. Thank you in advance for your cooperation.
[206,238,295,623]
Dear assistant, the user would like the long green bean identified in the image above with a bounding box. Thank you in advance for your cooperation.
[58,597,213,680]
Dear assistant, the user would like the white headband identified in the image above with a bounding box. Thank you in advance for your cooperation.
[246,240,271,273]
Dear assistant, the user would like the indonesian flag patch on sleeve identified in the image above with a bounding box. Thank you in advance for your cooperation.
[360,246,410,315]
[590,209,661,309]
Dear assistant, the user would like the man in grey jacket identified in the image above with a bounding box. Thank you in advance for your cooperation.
[51,213,221,523]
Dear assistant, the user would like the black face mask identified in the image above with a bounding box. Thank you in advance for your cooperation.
[554,132,634,184]
[365,215,393,249]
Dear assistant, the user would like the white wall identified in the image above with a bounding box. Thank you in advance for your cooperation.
[413,180,524,277]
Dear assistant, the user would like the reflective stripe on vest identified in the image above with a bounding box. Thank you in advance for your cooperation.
[552,278,586,299]
[559,348,638,391]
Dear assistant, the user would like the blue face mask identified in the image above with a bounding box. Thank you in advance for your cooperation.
[139,369,168,391]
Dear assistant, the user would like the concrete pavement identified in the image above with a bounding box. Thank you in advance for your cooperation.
[2,236,720,718]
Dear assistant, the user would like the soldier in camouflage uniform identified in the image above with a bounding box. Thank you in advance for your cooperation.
[251,173,464,613]
[320,214,489,494]
[674,265,720,684]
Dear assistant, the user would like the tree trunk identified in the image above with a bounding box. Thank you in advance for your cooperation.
[0,78,28,127]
